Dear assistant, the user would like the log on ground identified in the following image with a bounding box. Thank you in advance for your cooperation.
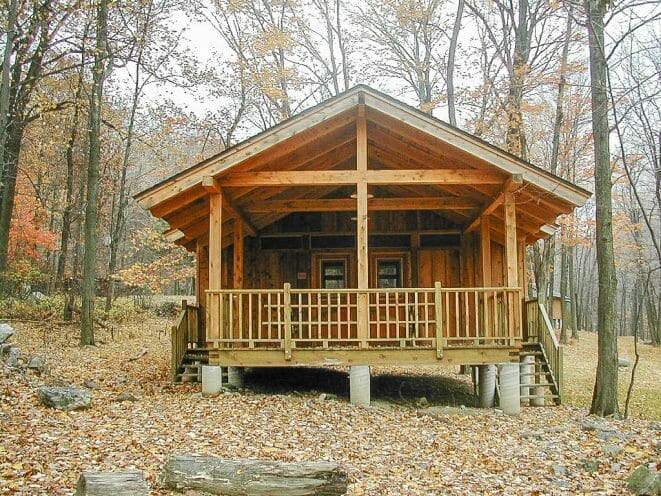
[75,471,150,496]
[160,455,348,495]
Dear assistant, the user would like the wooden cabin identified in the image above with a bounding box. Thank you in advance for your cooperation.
[135,86,590,400]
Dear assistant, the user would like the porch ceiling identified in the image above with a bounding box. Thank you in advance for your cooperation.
[136,86,591,251]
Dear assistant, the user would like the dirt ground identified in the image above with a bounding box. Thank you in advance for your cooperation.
[1,317,659,495]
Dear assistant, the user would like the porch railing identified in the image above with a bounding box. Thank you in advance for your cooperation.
[206,285,522,356]
[525,299,564,399]
[170,300,199,381]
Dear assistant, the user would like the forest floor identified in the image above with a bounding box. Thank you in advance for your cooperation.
[1,315,659,495]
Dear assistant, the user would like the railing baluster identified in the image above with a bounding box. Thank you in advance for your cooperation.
[248,294,254,347]
[434,282,443,358]
[284,283,292,360]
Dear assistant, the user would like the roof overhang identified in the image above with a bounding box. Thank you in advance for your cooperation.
[135,85,591,251]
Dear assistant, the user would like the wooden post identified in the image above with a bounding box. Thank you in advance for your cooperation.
[356,103,369,347]
[208,188,223,340]
[517,238,526,341]
[480,215,492,287]
[434,281,443,358]
[504,192,518,346]
[284,283,292,360]
[196,242,209,346]
[233,219,244,290]
[503,194,518,287]
[233,220,244,342]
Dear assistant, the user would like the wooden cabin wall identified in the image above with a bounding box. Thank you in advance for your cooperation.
[417,249,460,287]
[244,239,311,290]
[212,211,538,291]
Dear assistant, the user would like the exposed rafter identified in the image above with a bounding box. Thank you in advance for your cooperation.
[463,174,523,233]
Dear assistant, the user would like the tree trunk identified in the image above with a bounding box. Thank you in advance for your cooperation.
[0,0,18,193]
[160,456,348,496]
[446,0,464,126]
[76,471,149,496]
[560,243,570,344]
[57,78,85,287]
[645,285,659,346]
[569,244,579,338]
[587,0,619,418]
[0,121,25,271]
[81,0,109,346]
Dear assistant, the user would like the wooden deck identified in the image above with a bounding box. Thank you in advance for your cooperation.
[204,285,522,367]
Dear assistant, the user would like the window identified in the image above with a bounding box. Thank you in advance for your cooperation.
[377,259,402,288]
[322,260,346,289]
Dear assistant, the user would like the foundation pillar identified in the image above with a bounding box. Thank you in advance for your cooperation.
[201,365,223,396]
[478,364,496,408]
[350,365,370,406]
[498,363,521,415]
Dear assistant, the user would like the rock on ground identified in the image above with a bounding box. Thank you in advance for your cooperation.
[0,323,14,344]
[160,455,348,495]
[115,392,138,402]
[38,387,92,411]
[627,462,661,495]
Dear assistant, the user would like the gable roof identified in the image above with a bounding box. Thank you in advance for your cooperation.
[135,85,591,250]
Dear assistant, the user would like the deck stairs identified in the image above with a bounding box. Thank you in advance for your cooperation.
[518,342,561,405]
[174,347,212,383]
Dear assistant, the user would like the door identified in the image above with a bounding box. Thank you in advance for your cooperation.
[370,254,410,340]
[311,253,354,341]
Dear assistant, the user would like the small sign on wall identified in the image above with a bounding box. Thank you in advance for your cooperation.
[297,272,307,280]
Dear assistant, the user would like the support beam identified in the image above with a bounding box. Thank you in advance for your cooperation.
[196,241,209,345]
[242,196,478,213]
[223,189,257,237]
[164,229,185,243]
[233,220,244,290]
[203,176,257,237]
[356,105,369,346]
[464,174,523,233]
[208,188,223,340]
[220,169,505,187]
[480,215,492,287]
[504,193,518,287]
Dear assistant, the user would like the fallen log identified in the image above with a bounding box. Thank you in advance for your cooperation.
[160,455,348,495]
[75,471,149,496]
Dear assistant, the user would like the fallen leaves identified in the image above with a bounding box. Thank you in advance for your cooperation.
[0,318,658,495]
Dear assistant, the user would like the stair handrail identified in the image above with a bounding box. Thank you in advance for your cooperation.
[537,302,564,402]
[171,300,190,382]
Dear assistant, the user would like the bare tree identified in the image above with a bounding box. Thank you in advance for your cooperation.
[585,0,619,417]
[354,0,449,114]
[81,0,110,346]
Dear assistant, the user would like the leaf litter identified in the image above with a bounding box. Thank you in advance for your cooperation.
[0,318,658,495]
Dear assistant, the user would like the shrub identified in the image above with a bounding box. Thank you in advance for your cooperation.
[154,301,178,317]
[0,294,65,321]
[105,299,145,324]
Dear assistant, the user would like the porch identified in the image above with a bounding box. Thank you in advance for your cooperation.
[205,285,522,367]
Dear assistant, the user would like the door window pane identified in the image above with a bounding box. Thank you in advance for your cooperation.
[377,259,402,288]
[322,260,346,289]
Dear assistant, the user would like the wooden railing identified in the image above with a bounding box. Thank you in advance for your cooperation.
[207,285,522,356]
[170,300,199,381]
[525,300,563,400]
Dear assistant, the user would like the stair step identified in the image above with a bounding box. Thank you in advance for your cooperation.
[522,383,555,388]
[177,373,201,379]
[519,351,544,356]
[520,394,559,399]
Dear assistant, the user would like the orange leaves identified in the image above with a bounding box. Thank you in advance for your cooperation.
[8,194,57,264]
[114,227,193,293]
